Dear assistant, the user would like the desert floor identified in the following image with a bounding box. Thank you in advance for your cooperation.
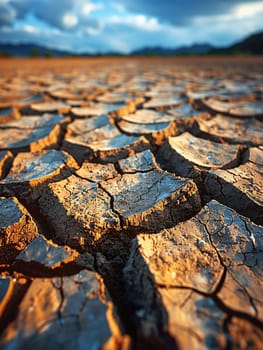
[0,56,262,349]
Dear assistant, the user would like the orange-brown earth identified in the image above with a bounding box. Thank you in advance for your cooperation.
[0,56,263,349]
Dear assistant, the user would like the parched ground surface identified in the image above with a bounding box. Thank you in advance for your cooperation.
[0,56,262,350]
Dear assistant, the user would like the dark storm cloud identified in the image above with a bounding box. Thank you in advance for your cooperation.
[0,0,93,30]
[114,0,263,24]
[0,3,16,27]
[0,0,102,35]
[1,0,262,29]
[10,0,32,18]
[33,0,78,29]
[0,0,32,27]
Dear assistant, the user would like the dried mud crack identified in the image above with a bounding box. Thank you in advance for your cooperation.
[0,57,263,350]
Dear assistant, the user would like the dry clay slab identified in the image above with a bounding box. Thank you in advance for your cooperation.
[205,147,263,225]
[203,98,263,117]
[0,114,69,153]
[63,115,150,163]
[123,200,263,349]
[0,150,79,210]
[38,151,201,247]
[198,114,263,146]
[14,235,79,273]
[0,270,130,350]
[0,197,38,264]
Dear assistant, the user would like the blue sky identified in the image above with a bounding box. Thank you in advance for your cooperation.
[0,0,262,53]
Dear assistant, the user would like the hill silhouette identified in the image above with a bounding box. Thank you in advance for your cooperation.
[0,31,262,57]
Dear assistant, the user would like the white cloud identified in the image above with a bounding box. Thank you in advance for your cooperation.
[190,0,263,46]
[109,14,161,31]
[62,13,78,28]
[233,1,263,18]
[113,0,263,26]
[133,15,160,31]
[82,2,103,16]
[194,1,263,24]
[23,24,38,33]
[83,20,104,36]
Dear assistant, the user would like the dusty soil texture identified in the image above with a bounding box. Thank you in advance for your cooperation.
[0,56,262,350]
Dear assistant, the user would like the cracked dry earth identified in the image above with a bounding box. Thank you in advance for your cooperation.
[0,57,262,350]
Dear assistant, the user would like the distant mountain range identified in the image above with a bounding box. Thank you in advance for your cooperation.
[210,31,263,55]
[132,31,263,56]
[0,31,262,57]
[0,43,72,57]
[131,43,214,56]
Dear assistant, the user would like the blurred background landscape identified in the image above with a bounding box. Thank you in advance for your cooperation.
[0,0,262,57]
